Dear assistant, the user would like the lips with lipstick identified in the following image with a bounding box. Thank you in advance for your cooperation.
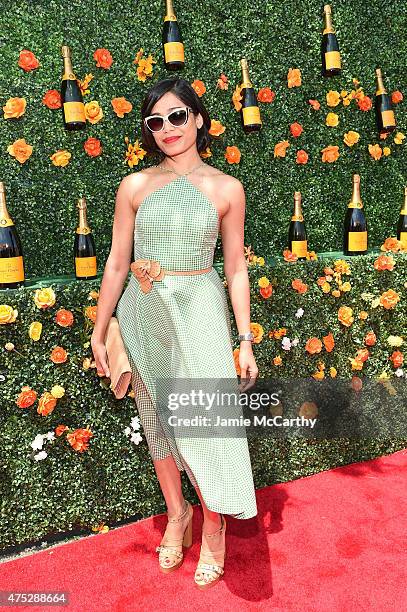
[163,136,181,144]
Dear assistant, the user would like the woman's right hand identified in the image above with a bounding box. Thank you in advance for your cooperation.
[91,334,111,378]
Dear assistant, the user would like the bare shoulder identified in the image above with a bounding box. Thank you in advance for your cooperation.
[118,167,158,212]
[208,168,245,204]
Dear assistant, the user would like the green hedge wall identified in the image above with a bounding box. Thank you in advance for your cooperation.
[1,253,406,549]
[1,0,406,279]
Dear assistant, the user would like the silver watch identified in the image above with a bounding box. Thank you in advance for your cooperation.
[239,331,254,342]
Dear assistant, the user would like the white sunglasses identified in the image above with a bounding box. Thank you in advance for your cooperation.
[144,106,194,132]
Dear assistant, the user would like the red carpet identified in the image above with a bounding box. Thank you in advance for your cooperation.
[1,450,406,611]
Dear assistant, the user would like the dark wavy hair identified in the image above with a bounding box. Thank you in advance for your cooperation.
[140,77,212,160]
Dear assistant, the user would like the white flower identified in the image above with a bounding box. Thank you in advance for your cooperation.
[45,431,55,441]
[130,432,143,445]
[292,338,300,347]
[130,416,141,430]
[31,434,44,450]
[34,450,47,461]
[295,308,304,318]
[394,368,404,377]
[124,427,132,436]
[282,337,292,351]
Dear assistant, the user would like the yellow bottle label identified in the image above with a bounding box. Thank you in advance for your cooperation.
[399,231,407,246]
[0,256,25,282]
[164,41,184,63]
[348,231,367,251]
[63,101,86,123]
[381,109,395,126]
[242,106,262,125]
[325,51,341,70]
[291,240,308,257]
[75,256,97,276]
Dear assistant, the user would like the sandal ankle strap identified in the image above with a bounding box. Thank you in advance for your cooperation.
[167,499,190,523]
[203,514,225,538]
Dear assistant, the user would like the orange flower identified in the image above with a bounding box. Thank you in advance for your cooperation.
[55,424,68,436]
[191,79,206,97]
[216,74,229,90]
[37,392,57,416]
[232,85,243,111]
[50,346,68,364]
[42,89,62,109]
[111,97,133,118]
[18,49,39,71]
[260,285,273,299]
[290,122,303,137]
[308,99,320,110]
[374,254,394,271]
[323,332,335,353]
[359,311,368,320]
[55,309,74,327]
[84,137,102,157]
[296,149,308,164]
[283,249,298,262]
[16,386,37,409]
[381,237,402,252]
[291,278,308,293]
[136,55,156,82]
[274,140,290,158]
[305,337,323,354]
[209,119,226,137]
[356,348,370,363]
[343,131,360,146]
[321,145,339,163]
[358,95,372,111]
[78,73,94,96]
[379,289,400,310]
[257,87,275,103]
[368,144,382,160]
[85,305,97,323]
[7,138,33,164]
[67,427,93,452]
[251,323,264,343]
[338,306,354,327]
[391,90,403,104]
[3,97,26,119]
[233,347,241,376]
[200,147,212,159]
[364,331,376,346]
[50,150,71,167]
[287,68,301,88]
[273,356,283,366]
[224,145,241,164]
[84,100,103,124]
[93,48,113,69]
[390,350,403,368]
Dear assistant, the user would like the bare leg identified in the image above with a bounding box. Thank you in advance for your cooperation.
[193,485,226,585]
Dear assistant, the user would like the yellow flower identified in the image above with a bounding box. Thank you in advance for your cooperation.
[343,130,360,146]
[341,281,352,292]
[258,276,270,288]
[326,90,340,107]
[50,385,65,399]
[387,335,404,347]
[321,282,331,293]
[84,100,103,124]
[136,55,156,82]
[0,305,18,324]
[394,131,405,145]
[29,321,43,340]
[383,146,391,156]
[326,112,339,127]
[82,357,92,370]
[34,287,56,309]
[50,149,71,167]
[250,322,264,343]
[329,367,337,378]
[256,257,265,265]
[342,98,351,107]
[332,289,341,298]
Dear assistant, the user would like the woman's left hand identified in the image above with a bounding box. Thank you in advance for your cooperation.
[238,342,258,391]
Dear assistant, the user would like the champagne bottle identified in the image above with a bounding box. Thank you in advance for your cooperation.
[61,45,86,131]
[239,58,262,134]
[162,0,185,70]
[375,67,396,136]
[288,192,308,259]
[0,182,25,290]
[396,186,407,248]
[343,174,368,255]
[321,4,341,77]
[74,196,97,279]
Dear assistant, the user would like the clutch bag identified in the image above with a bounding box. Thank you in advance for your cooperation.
[104,316,132,399]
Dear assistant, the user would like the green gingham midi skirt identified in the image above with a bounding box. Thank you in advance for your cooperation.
[116,175,258,519]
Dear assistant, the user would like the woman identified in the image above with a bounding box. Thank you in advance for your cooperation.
[91,76,258,589]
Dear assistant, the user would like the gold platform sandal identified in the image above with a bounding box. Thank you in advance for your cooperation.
[194,514,226,589]
[155,499,193,573]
